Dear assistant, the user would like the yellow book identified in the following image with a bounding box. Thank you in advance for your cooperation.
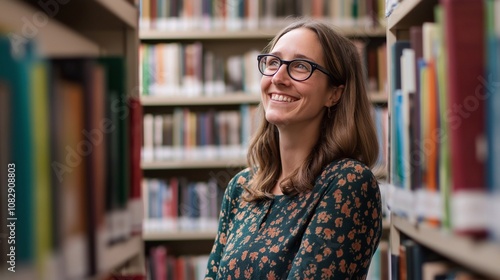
[31,60,52,279]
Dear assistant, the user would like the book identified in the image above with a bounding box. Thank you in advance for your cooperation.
[389,40,410,189]
[389,41,411,216]
[51,59,90,279]
[85,62,108,274]
[0,36,36,267]
[434,4,452,232]
[485,0,500,242]
[98,57,131,243]
[128,97,144,236]
[441,0,488,238]
[30,59,52,278]
[421,22,440,227]
[409,26,423,195]
[0,80,10,272]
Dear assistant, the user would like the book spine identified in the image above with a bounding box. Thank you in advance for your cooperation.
[442,0,488,238]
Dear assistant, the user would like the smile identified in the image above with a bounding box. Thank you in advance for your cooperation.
[270,94,298,103]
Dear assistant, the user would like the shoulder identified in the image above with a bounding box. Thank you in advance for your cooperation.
[317,158,378,192]
[321,158,374,177]
[224,167,254,199]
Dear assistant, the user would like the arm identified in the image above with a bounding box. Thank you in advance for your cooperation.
[288,164,382,280]
[204,175,238,280]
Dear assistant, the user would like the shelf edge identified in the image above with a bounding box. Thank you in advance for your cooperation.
[139,27,386,40]
[98,235,142,274]
[392,215,500,279]
[143,231,217,241]
[95,0,138,29]
[140,93,261,106]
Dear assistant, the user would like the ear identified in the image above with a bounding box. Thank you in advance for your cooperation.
[325,85,344,107]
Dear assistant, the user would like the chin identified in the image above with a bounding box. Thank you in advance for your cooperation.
[265,116,290,127]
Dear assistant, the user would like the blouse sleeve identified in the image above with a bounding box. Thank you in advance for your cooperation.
[204,175,238,280]
[287,164,382,280]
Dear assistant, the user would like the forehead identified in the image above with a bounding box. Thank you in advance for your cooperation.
[271,28,324,62]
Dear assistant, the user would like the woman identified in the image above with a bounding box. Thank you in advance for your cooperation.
[205,18,382,279]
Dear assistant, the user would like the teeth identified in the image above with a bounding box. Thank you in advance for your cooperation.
[271,94,295,102]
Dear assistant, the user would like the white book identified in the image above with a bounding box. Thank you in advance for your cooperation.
[142,114,154,162]
[153,114,164,160]
[400,48,415,192]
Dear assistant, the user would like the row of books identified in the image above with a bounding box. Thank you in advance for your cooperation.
[140,42,261,96]
[139,41,388,98]
[142,105,260,162]
[388,1,500,241]
[139,0,387,31]
[359,42,388,96]
[147,246,209,280]
[143,177,223,233]
[0,37,143,278]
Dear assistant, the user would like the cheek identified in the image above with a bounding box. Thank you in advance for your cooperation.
[260,76,271,91]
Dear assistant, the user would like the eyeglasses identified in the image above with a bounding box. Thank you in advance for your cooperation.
[257,54,335,82]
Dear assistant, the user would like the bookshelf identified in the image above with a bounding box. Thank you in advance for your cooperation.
[386,0,500,279]
[391,216,500,279]
[138,0,390,277]
[0,0,143,279]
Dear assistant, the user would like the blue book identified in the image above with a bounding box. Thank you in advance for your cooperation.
[389,41,411,187]
[485,0,500,241]
[0,37,36,263]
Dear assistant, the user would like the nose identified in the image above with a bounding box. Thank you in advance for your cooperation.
[271,63,291,85]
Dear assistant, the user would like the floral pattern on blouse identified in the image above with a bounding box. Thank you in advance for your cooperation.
[205,158,382,280]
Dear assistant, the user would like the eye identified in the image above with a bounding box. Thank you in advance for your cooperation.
[267,57,281,68]
[291,60,311,73]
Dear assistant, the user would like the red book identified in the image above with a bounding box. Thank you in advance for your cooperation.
[442,0,487,238]
[129,96,143,235]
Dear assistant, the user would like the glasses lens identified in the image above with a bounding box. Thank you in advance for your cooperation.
[289,60,312,81]
[259,55,280,75]
[258,55,315,81]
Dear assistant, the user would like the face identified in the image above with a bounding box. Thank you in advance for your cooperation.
[261,28,337,129]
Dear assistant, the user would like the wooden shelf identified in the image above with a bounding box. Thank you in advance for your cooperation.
[392,215,500,279]
[142,158,247,169]
[0,1,100,57]
[143,230,217,241]
[140,26,386,40]
[20,0,138,30]
[141,93,260,106]
[94,0,138,28]
[387,0,438,30]
[98,235,143,275]
[141,92,386,106]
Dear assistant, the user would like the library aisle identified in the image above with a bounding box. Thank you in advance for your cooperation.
[35,0,498,279]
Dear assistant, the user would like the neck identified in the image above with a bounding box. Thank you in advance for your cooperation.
[277,123,319,179]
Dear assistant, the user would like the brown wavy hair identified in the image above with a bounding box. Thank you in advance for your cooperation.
[243,18,379,201]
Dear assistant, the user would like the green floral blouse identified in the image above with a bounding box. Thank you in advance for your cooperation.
[205,158,382,280]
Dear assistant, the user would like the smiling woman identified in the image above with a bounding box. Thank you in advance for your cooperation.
[205,18,381,280]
